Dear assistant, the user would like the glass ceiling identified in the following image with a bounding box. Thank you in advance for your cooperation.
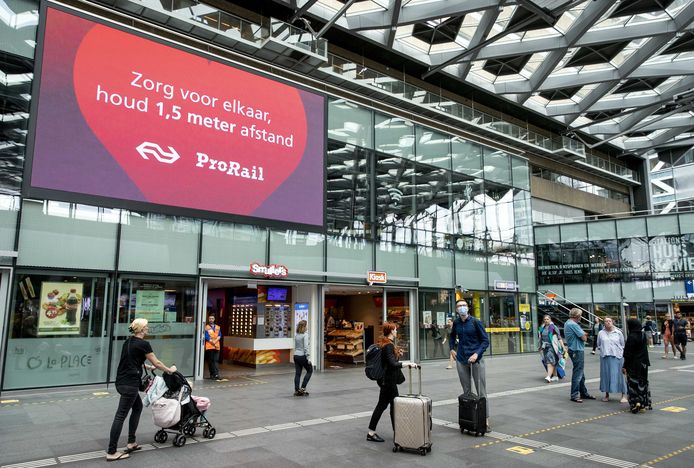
[277,0,694,159]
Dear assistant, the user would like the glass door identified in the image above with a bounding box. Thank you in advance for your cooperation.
[385,289,411,360]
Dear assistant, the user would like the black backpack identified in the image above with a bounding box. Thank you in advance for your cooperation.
[365,344,385,381]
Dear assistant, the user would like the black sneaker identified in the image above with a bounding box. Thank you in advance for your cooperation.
[366,433,385,442]
[300,388,309,396]
[294,390,304,396]
[582,395,596,400]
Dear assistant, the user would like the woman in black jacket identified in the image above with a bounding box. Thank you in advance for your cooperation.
[623,318,652,413]
[367,322,417,442]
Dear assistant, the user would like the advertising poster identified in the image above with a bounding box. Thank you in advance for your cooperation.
[423,310,432,326]
[437,312,446,326]
[135,290,165,322]
[38,282,83,336]
[294,302,309,325]
[27,6,325,228]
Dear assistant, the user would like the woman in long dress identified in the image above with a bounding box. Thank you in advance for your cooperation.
[623,318,652,413]
[597,317,627,403]
[538,315,564,383]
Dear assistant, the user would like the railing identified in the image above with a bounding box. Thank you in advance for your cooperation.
[269,19,327,57]
[534,204,694,226]
[320,54,638,182]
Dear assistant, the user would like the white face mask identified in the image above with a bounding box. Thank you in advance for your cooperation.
[457,305,469,317]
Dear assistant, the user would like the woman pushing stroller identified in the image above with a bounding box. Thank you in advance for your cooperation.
[107,318,177,462]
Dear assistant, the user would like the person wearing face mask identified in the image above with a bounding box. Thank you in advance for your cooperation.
[449,300,490,426]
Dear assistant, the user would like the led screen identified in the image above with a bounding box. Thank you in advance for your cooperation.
[267,287,288,301]
[26,7,325,228]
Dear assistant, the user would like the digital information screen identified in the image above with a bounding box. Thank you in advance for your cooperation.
[26,6,325,228]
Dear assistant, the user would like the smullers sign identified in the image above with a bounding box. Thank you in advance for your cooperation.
[25,6,325,228]
[250,262,289,279]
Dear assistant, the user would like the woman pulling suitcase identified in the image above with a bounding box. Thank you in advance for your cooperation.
[366,322,417,443]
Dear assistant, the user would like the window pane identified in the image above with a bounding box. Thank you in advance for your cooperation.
[514,190,532,245]
[201,221,267,268]
[418,244,454,288]
[485,183,514,243]
[269,230,324,278]
[534,225,560,244]
[413,164,452,245]
[3,272,110,390]
[375,113,414,159]
[616,218,647,238]
[119,212,199,274]
[451,174,485,239]
[376,155,416,245]
[488,293,518,354]
[451,137,482,177]
[0,195,20,264]
[414,126,451,169]
[418,290,452,361]
[376,242,416,279]
[484,150,511,185]
[326,142,372,239]
[327,237,372,281]
[511,157,529,190]
[18,200,118,270]
[560,223,587,242]
[455,239,487,290]
[647,215,678,236]
[517,246,536,293]
[328,98,372,148]
[588,220,616,240]
[619,237,651,281]
[111,278,197,380]
[679,213,694,234]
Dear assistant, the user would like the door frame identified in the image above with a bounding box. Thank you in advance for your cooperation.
[0,267,13,391]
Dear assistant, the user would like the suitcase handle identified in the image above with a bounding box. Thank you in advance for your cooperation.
[407,364,422,396]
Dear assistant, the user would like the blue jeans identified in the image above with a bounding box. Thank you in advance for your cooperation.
[569,350,589,400]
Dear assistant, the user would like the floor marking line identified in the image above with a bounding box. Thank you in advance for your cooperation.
[644,443,694,465]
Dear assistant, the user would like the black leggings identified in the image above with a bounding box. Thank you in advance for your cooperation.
[369,383,399,431]
[108,385,142,454]
[294,355,313,391]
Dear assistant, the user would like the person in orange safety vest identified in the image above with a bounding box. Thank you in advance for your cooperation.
[204,315,222,380]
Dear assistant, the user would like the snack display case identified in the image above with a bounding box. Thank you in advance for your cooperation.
[326,322,365,364]
[229,304,255,337]
[264,303,291,338]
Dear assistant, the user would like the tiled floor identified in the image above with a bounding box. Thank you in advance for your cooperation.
[1,350,692,467]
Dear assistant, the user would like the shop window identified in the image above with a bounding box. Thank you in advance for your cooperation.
[518,292,536,353]
[110,278,197,380]
[3,272,109,390]
[418,290,452,361]
[386,290,411,360]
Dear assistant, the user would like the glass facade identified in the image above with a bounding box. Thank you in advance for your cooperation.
[0,1,545,390]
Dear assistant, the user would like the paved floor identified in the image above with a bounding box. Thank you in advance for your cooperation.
[1,349,693,468]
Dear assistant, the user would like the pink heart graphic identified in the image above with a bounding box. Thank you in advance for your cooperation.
[72,24,307,216]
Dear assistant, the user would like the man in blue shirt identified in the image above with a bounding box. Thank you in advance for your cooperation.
[450,299,490,426]
[564,308,596,403]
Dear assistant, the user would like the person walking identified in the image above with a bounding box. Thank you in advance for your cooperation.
[367,322,417,442]
[430,320,444,358]
[444,317,455,369]
[107,318,177,462]
[673,311,691,360]
[538,315,564,383]
[643,316,656,348]
[662,315,676,359]
[449,299,490,428]
[623,318,652,413]
[293,320,313,396]
[590,316,603,355]
[597,317,628,403]
[204,314,222,380]
[564,308,596,403]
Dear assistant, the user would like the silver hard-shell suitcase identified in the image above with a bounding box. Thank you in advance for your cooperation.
[393,366,432,456]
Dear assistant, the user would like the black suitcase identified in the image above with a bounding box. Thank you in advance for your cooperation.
[652,331,661,345]
[458,394,486,436]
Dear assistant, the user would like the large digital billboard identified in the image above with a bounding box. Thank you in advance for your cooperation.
[25,6,325,228]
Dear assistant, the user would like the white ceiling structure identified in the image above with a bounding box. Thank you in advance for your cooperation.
[275,0,694,159]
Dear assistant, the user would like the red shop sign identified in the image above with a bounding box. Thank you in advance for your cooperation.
[250,262,288,279]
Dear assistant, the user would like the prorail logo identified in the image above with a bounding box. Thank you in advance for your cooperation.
[136,142,264,181]
[250,262,288,278]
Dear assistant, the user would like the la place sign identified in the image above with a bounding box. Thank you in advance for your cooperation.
[367,271,387,284]
[250,262,288,278]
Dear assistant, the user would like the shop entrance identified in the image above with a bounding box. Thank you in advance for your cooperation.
[197,279,318,380]
[322,286,413,369]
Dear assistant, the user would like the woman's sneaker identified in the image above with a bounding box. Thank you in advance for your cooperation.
[300,388,309,396]
[294,390,304,396]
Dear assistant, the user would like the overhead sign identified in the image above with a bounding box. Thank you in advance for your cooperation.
[686,279,694,298]
[367,271,387,284]
[494,280,517,291]
[250,262,288,278]
[26,6,325,228]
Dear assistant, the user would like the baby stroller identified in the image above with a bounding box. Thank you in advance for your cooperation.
[151,371,216,447]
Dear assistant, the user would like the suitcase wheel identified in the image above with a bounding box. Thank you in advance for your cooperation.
[392,444,399,453]
[419,448,426,456]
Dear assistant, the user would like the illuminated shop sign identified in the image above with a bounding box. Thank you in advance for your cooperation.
[494,280,517,291]
[26,6,325,228]
[250,262,288,278]
[367,271,387,284]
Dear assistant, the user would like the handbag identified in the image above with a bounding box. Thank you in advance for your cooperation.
[127,338,152,392]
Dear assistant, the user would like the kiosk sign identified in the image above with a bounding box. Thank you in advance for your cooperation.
[367,271,387,284]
